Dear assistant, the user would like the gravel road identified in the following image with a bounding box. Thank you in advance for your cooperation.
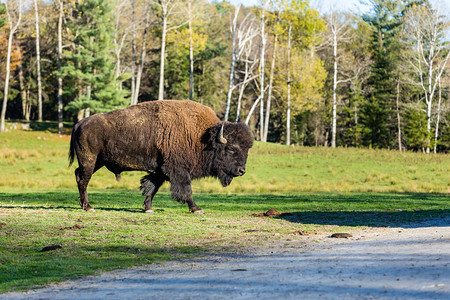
[2,218,449,299]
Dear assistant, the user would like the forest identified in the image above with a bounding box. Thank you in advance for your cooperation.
[0,0,449,153]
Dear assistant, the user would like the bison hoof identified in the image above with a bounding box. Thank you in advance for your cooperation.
[145,209,154,214]
[193,210,204,214]
[85,207,95,212]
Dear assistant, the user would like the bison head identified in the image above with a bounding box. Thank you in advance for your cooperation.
[203,122,254,187]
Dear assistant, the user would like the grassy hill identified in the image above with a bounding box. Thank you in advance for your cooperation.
[1,122,448,194]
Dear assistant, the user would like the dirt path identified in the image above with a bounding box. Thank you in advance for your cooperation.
[2,219,449,299]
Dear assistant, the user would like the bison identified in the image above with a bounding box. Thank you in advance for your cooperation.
[69,100,253,214]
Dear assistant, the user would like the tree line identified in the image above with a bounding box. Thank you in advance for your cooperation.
[0,0,449,153]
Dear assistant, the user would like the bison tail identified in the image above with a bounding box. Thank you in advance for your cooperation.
[68,127,76,167]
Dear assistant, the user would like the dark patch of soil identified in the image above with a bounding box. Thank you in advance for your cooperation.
[40,245,62,252]
[121,217,158,225]
[244,229,269,233]
[330,233,353,239]
[0,222,7,229]
[59,224,85,230]
[291,230,315,236]
[252,209,292,218]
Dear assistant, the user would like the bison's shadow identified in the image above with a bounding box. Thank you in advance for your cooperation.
[0,192,145,213]
[276,209,450,228]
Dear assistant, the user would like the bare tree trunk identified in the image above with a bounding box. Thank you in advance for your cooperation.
[245,85,268,125]
[426,98,432,154]
[235,56,250,122]
[188,0,194,101]
[77,109,85,122]
[156,0,186,101]
[354,104,358,144]
[245,98,261,125]
[1,0,22,133]
[426,52,433,154]
[326,11,350,148]
[416,47,449,154]
[18,61,28,121]
[395,75,402,151]
[57,0,64,133]
[331,25,338,148]
[225,5,240,122]
[34,0,43,121]
[115,49,122,90]
[134,8,151,105]
[158,12,167,100]
[113,3,127,91]
[76,48,83,120]
[130,0,137,105]
[25,88,31,121]
[286,24,292,146]
[263,34,277,142]
[434,77,442,154]
[259,1,266,141]
[235,46,258,122]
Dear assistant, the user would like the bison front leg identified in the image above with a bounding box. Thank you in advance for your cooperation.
[170,176,203,214]
[140,174,165,213]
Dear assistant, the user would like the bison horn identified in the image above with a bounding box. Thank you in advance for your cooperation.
[218,123,228,144]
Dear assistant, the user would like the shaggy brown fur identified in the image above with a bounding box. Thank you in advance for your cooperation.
[69,100,253,213]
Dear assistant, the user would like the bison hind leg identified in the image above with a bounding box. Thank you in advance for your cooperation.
[75,167,95,212]
[140,175,155,196]
[115,173,122,182]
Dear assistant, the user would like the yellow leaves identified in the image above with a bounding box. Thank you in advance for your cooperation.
[274,48,326,113]
[272,0,325,49]
[289,53,325,112]
[167,28,208,54]
[0,33,22,80]
[273,23,285,36]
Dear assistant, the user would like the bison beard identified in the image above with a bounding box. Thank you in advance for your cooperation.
[69,100,253,213]
[213,160,235,187]
[220,174,234,187]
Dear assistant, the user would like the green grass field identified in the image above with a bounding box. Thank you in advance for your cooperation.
[0,122,449,292]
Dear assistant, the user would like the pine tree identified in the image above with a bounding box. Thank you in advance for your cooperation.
[0,4,6,28]
[361,0,405,148]
[63,0,127,119]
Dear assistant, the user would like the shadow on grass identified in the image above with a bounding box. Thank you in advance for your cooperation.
[1,191,448,228]
[276,210,450,228]
[0,192,145,212]
[8,120,73,134]
[0,205,145,213]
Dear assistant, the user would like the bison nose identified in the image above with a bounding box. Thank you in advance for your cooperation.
[237,167,246,176]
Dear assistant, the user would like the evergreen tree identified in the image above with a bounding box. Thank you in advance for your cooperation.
[0,4,6,29]
[361,0,405,148]
[403,105,428,151]
[63,0,127,119]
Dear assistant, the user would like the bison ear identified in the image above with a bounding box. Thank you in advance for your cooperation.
[217,123,228,144]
